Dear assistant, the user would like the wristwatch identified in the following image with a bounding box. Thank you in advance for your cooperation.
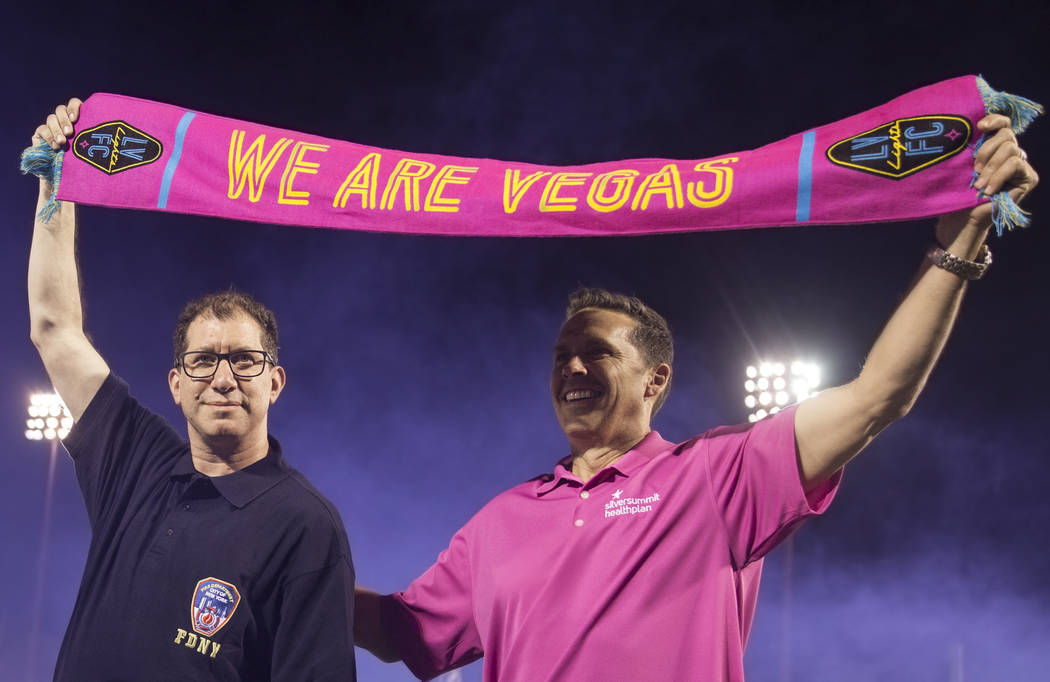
[926,244,992,280]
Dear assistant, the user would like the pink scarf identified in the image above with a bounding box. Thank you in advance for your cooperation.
[23,76,1040,237]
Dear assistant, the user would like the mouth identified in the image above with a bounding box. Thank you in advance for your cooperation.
[561,389,603,404]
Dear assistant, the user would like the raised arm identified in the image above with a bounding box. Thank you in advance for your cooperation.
[29,98,109,420]
[794,114,1039,490]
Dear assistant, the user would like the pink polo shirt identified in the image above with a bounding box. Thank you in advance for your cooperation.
[384,406,840,681]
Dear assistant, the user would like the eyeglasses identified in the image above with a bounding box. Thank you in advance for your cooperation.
[177,350,274,379]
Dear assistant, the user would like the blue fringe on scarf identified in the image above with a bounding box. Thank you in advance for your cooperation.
[976,76,1044,236]
[20,140,64,222]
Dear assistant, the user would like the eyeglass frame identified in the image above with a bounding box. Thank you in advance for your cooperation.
[175,350,277,379]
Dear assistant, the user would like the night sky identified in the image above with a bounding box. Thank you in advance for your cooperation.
[2,1,1048,680]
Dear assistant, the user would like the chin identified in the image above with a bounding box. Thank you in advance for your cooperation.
[197,420,248,440]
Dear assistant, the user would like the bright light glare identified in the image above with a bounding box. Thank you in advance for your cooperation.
[26,392,73,441]
[745,360,823,423]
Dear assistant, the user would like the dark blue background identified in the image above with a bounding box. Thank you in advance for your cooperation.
[2,1,1048,680]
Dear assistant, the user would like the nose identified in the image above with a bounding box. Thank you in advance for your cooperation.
[561,355,587,378]
[210,358,238,392]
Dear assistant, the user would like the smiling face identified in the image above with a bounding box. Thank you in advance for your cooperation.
[168,312,285,455]
[551,308,670,452]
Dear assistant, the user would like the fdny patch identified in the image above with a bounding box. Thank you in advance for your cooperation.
[72,121,163,175]
[191,577,241,637]
[826,115,971,180]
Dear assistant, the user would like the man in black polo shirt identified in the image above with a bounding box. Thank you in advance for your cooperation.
[29,99,357,680]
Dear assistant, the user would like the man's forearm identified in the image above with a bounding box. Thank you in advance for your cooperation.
[29,185,83,346]
[852,214,980,423]
[794,223,976,487]
[353,587,402,663]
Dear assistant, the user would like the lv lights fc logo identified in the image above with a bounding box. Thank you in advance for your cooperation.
[191,577,240,637]
[826,115,971,180]
[72,121,163,175]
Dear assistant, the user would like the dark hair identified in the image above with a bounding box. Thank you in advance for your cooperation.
[566,287,673,412]
[173,289,279,363]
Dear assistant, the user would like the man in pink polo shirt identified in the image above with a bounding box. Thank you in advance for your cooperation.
[354,114,1037,681]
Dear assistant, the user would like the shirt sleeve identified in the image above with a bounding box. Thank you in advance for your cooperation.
[268,479,358,681]
[382,529,483,680]
[61,372,188,534]
[703,404,841,568]
[271,557,357,681]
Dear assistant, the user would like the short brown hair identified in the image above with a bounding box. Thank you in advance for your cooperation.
[173,289,279,363]
[566,287,673,412]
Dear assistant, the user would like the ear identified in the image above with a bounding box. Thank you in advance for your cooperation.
[168,367,182,405]
[268,365,287,405]
[645,363,671,399]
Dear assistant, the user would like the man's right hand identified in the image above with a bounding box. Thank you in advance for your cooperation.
[34,97,82,150]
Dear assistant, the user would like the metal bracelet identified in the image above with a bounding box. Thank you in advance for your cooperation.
[926,244,992,280]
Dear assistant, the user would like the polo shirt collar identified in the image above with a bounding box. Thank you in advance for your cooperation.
[171,435,293,508]
[535,430,671,496]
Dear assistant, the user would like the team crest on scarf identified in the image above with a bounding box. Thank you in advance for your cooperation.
[72,121,163,175]
[826,115,971,180]
[191,577,241,636]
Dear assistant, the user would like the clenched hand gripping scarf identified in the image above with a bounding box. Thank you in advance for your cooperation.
[22,76,1041,237]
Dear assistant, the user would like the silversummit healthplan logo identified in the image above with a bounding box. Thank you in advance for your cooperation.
[604,488,663,518]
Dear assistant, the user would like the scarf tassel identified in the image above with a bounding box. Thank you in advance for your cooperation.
[20,141,63,222]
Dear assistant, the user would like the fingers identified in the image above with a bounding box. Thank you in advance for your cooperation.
[977,113,1013,133]
[973,119,1038,199]
[979,155,1037,199]
[31,97,84,150]
[973,126,1018,174]
[66,97,82,122]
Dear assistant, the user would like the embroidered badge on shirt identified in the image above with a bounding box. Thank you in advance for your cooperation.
[191,577,241,637]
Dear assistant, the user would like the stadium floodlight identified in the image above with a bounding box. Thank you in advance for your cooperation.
[744,360,822,422]
[25,392,73,441]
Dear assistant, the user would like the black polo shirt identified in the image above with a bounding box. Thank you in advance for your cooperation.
[53,373,356,681]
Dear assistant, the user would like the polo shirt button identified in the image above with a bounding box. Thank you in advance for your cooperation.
[166,528,174,536]
[574,519,584,527]
[580,491,589,499]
